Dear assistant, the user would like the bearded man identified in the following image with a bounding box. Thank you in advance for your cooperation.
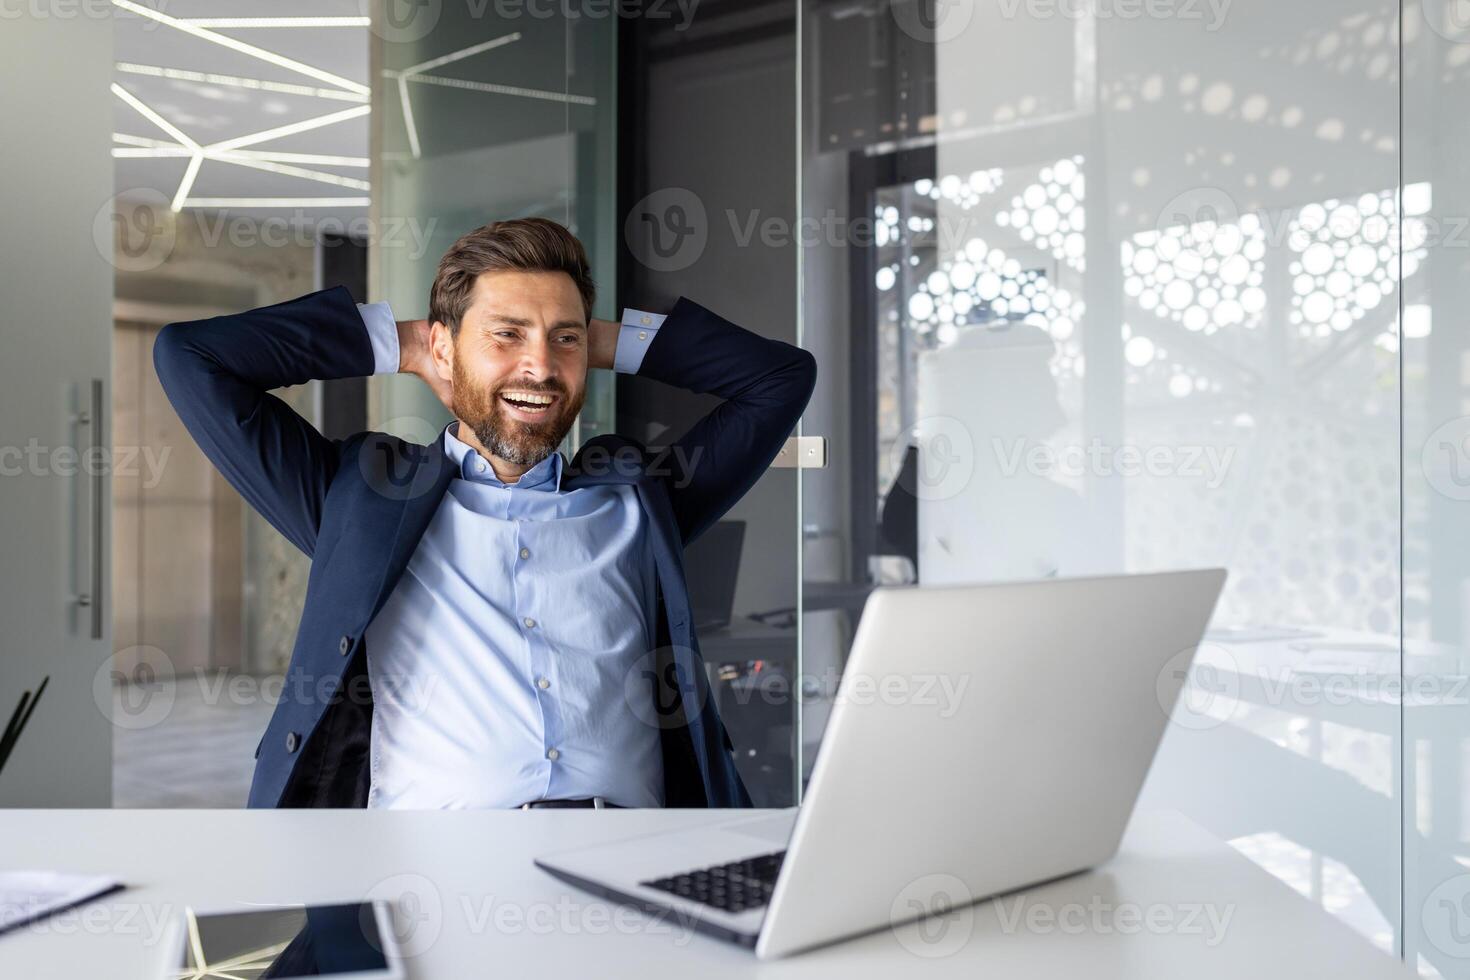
[154,217,816,810]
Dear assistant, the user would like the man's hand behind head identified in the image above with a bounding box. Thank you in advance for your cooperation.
[397,317,455,414]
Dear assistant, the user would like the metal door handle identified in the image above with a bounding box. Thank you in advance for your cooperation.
[74,378,103,639]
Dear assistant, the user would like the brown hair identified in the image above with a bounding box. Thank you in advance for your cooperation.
[429,217,596,334]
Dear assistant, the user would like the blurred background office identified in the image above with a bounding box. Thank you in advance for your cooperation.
[4,0,1470,974]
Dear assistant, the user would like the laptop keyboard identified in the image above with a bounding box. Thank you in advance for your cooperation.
[641,850,786,913]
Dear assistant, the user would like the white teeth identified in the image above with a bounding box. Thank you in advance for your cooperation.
[502,392,554,407]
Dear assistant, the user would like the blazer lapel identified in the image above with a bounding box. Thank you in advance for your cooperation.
[361,437,456,629]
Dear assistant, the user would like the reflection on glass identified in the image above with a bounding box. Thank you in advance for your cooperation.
[801,0,1410,961]
[1404,1,1470,975]
[173,904,388,979]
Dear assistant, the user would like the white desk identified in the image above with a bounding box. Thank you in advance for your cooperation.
[0,808,1414,979]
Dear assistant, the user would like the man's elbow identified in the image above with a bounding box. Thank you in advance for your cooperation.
[790,347,818,407]
[152,320,208,402]
[151,321,186,392]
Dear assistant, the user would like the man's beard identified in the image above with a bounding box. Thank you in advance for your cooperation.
[450,359,584,468]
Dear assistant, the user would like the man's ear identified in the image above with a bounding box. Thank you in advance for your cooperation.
[429,321,455,383]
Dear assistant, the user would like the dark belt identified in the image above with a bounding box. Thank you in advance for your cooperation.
[518,797,622,809]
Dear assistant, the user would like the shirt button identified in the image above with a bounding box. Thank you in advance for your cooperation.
[523,616,537,629]
[536,677,550,690]
[285,732,300,753]
[476,461,486,474]
[519,547,531,560]
[638,331,647,341]
[546,748,560,761]
[640,315,651,325]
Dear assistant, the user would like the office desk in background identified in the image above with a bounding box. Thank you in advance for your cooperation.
[0,808,1414,979]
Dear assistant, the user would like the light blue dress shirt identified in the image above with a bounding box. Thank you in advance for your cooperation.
[355,302,670,809]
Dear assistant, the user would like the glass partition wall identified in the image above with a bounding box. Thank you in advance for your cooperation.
[371,5,618,440]
[795,0,1470,973]
[1403,1,1470,974]
[365,1,1470,968]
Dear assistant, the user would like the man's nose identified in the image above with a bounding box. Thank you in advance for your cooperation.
[517,336,555,380]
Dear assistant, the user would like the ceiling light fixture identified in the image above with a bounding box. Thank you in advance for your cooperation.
[114,134,369,168]
[396,76,421,159]
[111,83,200,151]
[172,153,205,212]
[111,0,368,96]
[213,149,370,168]
[180,197,372,208]
[176,16,372,28]
[112,146,191,158]
[112,83,207,212]
[209,156,370,191]
[205,105,371,154]
[398,33,521,76]
[407,72,597,106]
[115,63,367,103]
[383,33,529,159]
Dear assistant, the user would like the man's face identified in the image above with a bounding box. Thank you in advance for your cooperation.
[431,269,588,468]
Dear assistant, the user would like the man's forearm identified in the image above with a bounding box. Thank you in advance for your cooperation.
[588,316,621,372]
[152,286,373,558]
[156,287,377,394]
[396,317,431,373]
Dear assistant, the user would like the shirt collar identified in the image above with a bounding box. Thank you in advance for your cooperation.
[442,422,563,491]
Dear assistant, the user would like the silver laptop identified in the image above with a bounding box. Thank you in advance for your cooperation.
[534,569,1227,959]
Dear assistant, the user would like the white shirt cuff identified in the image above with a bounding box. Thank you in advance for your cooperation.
[614,308,666,374]
[358,301,399,375]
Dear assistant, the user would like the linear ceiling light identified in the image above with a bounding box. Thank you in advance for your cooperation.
[111,83,199,151]
[407,72,597,106]
[180,197,372,208]
[114,147,372,189]
[208,155,370,191]
[115,63,367,103]
[177,17,371,28]
[205,104,371,154]
[397,76,421,159]
[112,146,191,158]
[113,132,174,148]
[111,0,368,96]
[114,134,369,167]
[383,33,524,159]
[215,149,369,167]
[171,153,204,212]
[399,33,521,77]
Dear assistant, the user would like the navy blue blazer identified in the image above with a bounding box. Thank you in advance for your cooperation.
[153,286,816,809]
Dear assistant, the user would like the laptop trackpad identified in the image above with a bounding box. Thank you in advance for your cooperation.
[721,813,796,846]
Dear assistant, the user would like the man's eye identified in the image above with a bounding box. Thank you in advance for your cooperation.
[557,335,579,345]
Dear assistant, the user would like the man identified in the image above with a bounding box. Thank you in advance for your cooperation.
[154,217,816,809]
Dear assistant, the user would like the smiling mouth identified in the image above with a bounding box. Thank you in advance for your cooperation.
[499,390,558,418]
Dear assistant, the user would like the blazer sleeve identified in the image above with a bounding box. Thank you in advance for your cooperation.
[152,286,377,557]
[634,297,818,545]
